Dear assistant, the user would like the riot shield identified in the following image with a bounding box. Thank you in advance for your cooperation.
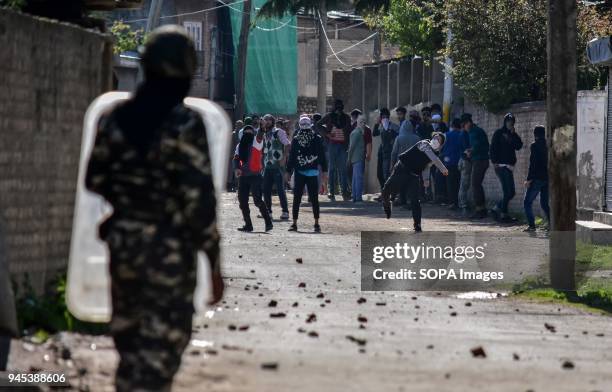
[66,92,231,322]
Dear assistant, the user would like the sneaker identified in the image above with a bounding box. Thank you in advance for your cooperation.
[238,225,253,232]
[288,223,298,232]
[523,226,536,232]
[280,211,289,220]
[328,194,336,201]
[414,224,422,233]
[314,224,321,233]
[265,222,273,232]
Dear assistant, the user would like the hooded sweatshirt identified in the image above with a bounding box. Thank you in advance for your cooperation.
[391,120,420,164]
[490,124,523,166]
[286,128,328,174]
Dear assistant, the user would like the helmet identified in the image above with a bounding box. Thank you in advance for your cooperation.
[141,25,197,79]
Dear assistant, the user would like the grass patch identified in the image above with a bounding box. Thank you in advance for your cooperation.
[13,272,108,341]
[576,241,612,270]
[513,277,612,314]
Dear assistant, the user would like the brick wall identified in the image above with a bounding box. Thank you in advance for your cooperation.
[465,100,547,214]
[0,9,112,292]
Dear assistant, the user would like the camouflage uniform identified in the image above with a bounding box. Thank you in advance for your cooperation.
[86,105,219,391]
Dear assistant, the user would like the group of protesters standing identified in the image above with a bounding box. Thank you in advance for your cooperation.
[231,98,551,233]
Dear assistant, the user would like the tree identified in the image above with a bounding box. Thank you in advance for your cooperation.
[258,0,390,114]
[363,0,443,58]
[440,0,610,112]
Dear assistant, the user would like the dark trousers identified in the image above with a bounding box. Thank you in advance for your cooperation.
[293,173,320,221]
[0,335,9,371]
[376,150,391,191]
[446,165,460,206]
[263,167,288,214]
[524,179,550,227]
[471,160,489,210]
[494,166,515,214]
[382,162,422,227]
[433,166,447,202]
[238,175,270,225]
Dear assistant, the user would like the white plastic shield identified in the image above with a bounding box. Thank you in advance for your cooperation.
[67,92,232,322]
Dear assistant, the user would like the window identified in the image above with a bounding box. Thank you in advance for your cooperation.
[183,21,203,51]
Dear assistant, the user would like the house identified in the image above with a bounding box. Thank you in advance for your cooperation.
[108,0,235,114]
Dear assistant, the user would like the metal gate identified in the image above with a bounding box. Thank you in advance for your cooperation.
[607,70,612,211]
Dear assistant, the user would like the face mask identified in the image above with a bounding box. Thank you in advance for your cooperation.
[382,118,390,128]
[430,139,441,151]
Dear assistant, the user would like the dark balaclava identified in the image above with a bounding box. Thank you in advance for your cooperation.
[115,25,197,154]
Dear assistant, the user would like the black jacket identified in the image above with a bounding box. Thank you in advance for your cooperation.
[286,128,328,174]
[490,126,523,165]
[527,138,548,181]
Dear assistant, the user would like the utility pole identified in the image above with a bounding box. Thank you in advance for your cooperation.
[547,0,577,291]
[145,0,163,33]
[373,30,381,62]
[317,0,328,114]
[235,0,252,121]
[442,25,453,124]
[208,26,218,100]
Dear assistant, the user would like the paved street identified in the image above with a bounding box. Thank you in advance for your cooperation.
[8,192,612,391]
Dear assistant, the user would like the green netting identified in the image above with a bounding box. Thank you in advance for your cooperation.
[230,0,297,115]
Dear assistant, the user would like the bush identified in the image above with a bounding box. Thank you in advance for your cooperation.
[13,272,107,339]
[110,20,144,55]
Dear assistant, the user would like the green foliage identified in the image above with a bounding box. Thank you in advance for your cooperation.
[110,20,144,55]
[13,272,107,340]
[364,0,445,58]
[443,0,548,112]
[364,0,443,57]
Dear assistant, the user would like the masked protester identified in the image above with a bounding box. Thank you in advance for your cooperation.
[490,112,523,222]
[382,133,449,232]
[85,25,224,392]
[373,107,400,191]
[317,99,351,201]
[261,114,291,220]
[286,115,328,232]
[233,124,273,232]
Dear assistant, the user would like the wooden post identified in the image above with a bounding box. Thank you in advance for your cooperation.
[235,0,252,121]
[547,0,577,291]
[317,0,328,114]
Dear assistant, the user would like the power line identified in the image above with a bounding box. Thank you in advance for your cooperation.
[121,0,247,23]
[325,31,378,59]
[316,10,358,68]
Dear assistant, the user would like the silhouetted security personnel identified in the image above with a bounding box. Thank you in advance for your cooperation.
[86,25,224,392]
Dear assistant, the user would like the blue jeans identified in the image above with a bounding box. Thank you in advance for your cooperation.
[263,167,288,213]
[328,143,348,196]
[494,166,515,214]
[523,179,550,227]
[351,160,365,201]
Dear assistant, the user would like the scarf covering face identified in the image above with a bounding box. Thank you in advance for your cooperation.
[294,128,315,148]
